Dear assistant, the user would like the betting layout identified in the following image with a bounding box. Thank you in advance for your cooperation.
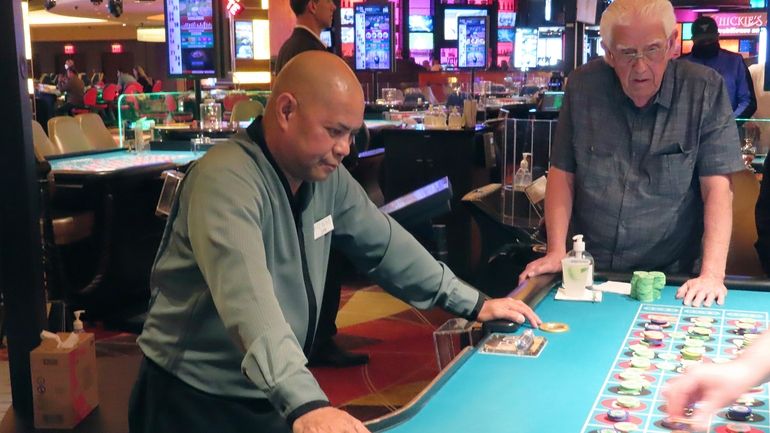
[50,152,197,173]
[581,304,770,433]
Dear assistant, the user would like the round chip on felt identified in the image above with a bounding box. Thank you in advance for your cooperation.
[690,326,712,336]
[736,394,756,406]
[726,424,752,433]
[613,421,638,433]
[727,405,753,421]
[607,409,629,422]
[616,396,641,409]
[691,316,715,324]
[630,357,651,369]
[657,361,677,371]
[632,346,655,359]
[658,353,678,361]
[539,322,569,333]
[619,370,644,381]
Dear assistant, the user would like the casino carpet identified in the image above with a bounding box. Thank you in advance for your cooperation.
[0,284,453,422]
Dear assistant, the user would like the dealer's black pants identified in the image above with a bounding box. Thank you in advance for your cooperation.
[129,357,291,433]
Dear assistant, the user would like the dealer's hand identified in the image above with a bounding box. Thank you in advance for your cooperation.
[518,252,564,284]
[676,275,727,307]
[477,298,541,328]
[293,407,370,433]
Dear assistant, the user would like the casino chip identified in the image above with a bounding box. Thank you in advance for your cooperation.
[727,405,752,421]
[539,322,569,333]
[615,396,641,409]
[613,421,638,433]
[607,409,629,422]
[726,423,752,433]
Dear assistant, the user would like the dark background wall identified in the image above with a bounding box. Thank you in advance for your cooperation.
[32,40,170,90]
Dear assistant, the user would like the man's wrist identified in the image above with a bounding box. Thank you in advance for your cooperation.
[698,268,726,280]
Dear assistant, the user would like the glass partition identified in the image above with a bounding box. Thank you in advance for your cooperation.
[116,90,271,147]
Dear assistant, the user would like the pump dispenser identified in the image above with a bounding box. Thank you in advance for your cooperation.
[73,310,85,334]
[513,154,532,191]
[561,234,594,296]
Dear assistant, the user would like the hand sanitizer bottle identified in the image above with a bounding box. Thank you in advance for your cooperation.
[513,156,532,191]
[72,310,85,334]
[561,235,594,297]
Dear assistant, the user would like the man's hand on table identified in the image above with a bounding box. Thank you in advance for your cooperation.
[518,253,564,284]
[675,275,727,307]
[293,407,370,433]
[477,298,542,328]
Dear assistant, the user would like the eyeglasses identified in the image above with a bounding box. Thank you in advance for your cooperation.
[611,41,671,65]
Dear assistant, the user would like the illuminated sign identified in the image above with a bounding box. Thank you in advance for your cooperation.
[225,0,243,17]
[111,42,123,53]
[64,43,75,54]
[705,12,767,36]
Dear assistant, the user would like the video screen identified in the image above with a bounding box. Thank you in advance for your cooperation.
[354,3,393,71]
[409,32,433,51]
[682,22,693,41]
[341,26,354,43]
[320,29,332,47]
[440,47,457,67]
[444,8,487,40]
[458,16,487,69]
[409,15,433,32]
[234,21,253,59]
[514,27,538,68]
[340,8,354,25]
[165,0,217,77]
[537,27,563,66]
[498,11,515,28]
[498,28,514,43]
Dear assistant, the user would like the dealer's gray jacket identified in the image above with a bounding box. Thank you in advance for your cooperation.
[138,119,485,423]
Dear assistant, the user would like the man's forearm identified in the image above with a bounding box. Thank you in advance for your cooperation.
[699,175,734,279]
[544,168,575,255]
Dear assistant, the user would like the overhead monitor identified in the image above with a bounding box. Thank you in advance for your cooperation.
[320,29,332,47]
[682,22,693,41]
[165,0,219,77]
[341,27,354,43]
[234,21,254,60]
[409,32,434,50]
[444,8,487,40]
[409,15,433,32]
[340,7,354,25]
[537,27,563,67]
[354,2,395,71]
[498,11,516,27]
[457,16,488,69]
[514,28,538,68]
[498,28,514,42]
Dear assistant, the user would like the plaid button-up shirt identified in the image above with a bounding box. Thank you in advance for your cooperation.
[551,58,745,273]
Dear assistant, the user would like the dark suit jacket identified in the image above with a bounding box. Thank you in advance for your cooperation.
[274,27,326,74]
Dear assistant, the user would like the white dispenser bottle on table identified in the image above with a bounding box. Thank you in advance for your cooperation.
[561,234,594,297]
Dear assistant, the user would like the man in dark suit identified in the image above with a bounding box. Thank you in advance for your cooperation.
[274,0,336,74]
[274,0,369,368]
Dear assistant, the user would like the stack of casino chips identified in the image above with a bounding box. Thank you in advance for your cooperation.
[630,271,666,302]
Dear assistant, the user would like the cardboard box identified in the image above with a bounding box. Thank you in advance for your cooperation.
[30,332,99,429]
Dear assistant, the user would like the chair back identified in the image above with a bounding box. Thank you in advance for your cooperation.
[151,80,163,93]
[230,99,264,124]
[76,113,118,150]
[83,87,99,107]
[124,82,144,94]
[48,116,93,154]
[32,120,61,157]
[102,84,119,102]
[727,169,764,276]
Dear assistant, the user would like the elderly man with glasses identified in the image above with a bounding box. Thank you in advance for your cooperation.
[519,0,745,308]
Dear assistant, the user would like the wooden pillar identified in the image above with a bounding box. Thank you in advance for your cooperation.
[0,0,48,420]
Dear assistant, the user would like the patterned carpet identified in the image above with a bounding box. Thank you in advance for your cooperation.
[0,285,452,423]
[313,285,453,420]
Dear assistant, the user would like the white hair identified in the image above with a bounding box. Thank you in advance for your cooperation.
[600,0,676,50]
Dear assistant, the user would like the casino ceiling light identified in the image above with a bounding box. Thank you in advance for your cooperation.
[27,10,110,25]
[137,27,165,42]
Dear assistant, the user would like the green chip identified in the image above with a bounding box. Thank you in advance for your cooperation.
[630,357,651,369]
[616,396,641,408]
